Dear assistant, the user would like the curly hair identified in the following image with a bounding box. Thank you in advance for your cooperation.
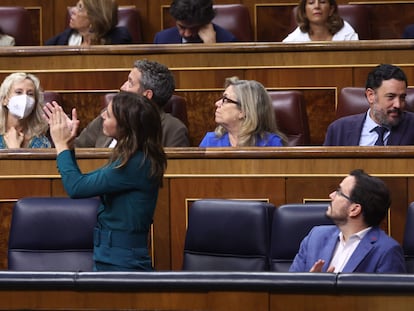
[169,0,216,25]
[133,59,175,109]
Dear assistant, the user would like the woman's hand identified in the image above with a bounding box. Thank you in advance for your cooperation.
[4,126,24,148]
[44,101,79,154]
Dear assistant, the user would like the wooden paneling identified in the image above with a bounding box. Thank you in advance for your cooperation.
[2,1,414,44]
[1,42,414,145]
[0,148,411,270]
[255,2,414,41]
[1,284,414,310]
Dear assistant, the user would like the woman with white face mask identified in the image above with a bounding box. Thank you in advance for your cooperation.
[0,73,51,148]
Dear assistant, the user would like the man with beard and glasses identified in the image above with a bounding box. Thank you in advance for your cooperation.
[289,169,406,273]
[324,64,414,146]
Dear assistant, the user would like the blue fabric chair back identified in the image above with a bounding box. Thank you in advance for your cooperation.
[183,199,274,271]
[8,197,99,271]
[270,203,334,272]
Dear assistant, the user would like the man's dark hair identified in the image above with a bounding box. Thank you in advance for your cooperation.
[133,59,175,109]
[169,0,216,25]
[349,169,391,227]
[365,64,408,90]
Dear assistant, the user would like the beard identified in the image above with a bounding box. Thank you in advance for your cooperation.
[372,106,403,127]
[326,204,348,226]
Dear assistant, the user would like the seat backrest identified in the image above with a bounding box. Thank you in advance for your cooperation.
[182,199,275,271]
[268,90,310,146]
[403,202,414,273]
[8,197,99,271]
[336,87,369,119]
[66,6,142,43]
[116,6,142,43]
[163,94,189,127]
[290,4,371,40]
[337,5,371,40]
[270,203,333,272]
[212,4,253,42]
[0,7,35,45]
[102,93,189,126]
[337,87,414,119]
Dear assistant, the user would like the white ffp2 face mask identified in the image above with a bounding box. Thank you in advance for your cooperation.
[7,94,36,119]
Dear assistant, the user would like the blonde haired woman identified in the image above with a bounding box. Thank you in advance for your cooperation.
[0,72,50,148]
[200,77,287,147]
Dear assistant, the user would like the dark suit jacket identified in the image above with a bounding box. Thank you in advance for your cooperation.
[75,111,190,148]
[403,24,414,39]
[289,226,406,273]
[153,23,237,43]
[324,111,414,146]
[45,26,132,45]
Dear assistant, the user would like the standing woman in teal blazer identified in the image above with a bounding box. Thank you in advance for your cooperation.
[44,92,167,271]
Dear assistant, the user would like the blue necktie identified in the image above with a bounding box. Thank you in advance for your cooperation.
[372,126,388,146]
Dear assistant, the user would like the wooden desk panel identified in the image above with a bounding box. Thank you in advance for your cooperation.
[1,42,414,145]
[2,0,414,46]
[256,3,414,41]
[0,147,413,270]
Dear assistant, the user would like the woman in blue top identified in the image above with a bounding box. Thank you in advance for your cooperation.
[44,92,167,271]
[0,72,51,148]
[199,77,287,147]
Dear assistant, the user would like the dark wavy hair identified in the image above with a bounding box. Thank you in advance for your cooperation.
[296,0,344,35]
[349,169,391,227]
[169,0,216,25]
[365,64,408,91]
[109,92,167,185]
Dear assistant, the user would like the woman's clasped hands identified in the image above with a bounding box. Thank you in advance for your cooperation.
[43,101,79,153]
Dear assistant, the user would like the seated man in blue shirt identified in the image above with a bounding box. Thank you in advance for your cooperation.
[154,0,237,44]
[324,64,414,146]
[290,169,406,273]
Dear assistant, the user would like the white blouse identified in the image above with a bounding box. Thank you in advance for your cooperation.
[283,21,359,42]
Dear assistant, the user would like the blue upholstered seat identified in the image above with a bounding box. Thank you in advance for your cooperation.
[182,199,274,271]
[270,203,333,272]
[8,197,99,271]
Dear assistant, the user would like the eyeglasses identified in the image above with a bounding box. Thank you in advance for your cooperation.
[220,95,240,106]
[335,188,353,202]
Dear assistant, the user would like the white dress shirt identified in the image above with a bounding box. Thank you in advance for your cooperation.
[329,227,371,272]
[359,110,390,145]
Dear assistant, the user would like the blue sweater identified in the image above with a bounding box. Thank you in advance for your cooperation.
[199,132,283,147]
